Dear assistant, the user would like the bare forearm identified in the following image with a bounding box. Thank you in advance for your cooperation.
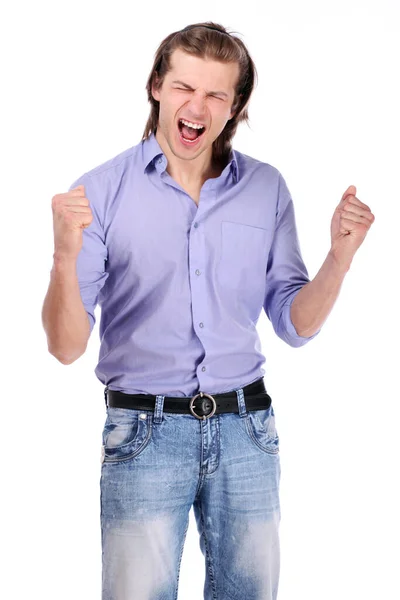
[290,250,350,337]
[41,255,90,364]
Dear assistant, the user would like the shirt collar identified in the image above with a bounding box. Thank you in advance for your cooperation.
[141,132,239,183]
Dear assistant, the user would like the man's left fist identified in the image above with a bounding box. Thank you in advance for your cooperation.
[330,185,375,268]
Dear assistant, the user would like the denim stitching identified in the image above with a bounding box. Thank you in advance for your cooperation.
[244,416,280,455]
[236,387,247,417]
[103,418,153,463]
[154,394,165,424]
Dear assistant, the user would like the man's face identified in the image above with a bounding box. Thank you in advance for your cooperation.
[151,48,240,161]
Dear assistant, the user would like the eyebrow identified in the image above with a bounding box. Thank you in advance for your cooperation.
[171,80,229,98]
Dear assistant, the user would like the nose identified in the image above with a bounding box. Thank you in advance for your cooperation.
[185,91,207,120]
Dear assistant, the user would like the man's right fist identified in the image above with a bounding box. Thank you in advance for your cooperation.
[52,184,93,260]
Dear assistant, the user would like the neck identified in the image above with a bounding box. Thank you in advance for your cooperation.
[155,128,223,187]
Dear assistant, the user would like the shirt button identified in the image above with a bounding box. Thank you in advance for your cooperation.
[201,366,206,372]
[199,322,204,328]
[195,269,201,275]
[157,157,163,164]
[193,222,199,228]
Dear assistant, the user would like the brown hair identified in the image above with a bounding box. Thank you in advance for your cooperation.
[142,22,258,166]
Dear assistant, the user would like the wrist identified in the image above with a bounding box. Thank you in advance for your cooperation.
[52,252,78,271]
[328,246,353,273]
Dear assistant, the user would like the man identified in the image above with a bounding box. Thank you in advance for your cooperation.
[42,21,375,600]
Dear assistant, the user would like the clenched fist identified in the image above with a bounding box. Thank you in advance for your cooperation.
[52,184,93,260]
[330,185,375,269]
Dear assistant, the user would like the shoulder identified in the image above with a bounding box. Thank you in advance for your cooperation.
[233,147,282,184]
[232,148,294,218]
[67,140,143,225]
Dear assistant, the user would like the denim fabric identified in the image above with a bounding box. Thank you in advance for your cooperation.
[100,385,281,600]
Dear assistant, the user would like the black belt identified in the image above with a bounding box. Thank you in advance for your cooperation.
[104,377,272,420]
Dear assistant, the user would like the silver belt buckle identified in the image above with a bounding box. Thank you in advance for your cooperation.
[189,391,217,420]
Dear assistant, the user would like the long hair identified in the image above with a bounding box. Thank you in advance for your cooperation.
[142,22,258,166]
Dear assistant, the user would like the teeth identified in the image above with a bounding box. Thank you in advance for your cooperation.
[180,119,205,130]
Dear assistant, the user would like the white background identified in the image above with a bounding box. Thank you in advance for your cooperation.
[2,1,399,598]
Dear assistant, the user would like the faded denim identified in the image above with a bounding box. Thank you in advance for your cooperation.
[100,386,281,600]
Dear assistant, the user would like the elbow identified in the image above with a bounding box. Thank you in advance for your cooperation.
[56,352,84,365]
[57,355,79,365]
[48,345,86,365]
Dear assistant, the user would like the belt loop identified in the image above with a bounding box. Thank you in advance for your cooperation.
[104,386,109,408]
[153,395,165,424]
[236,387,247,417]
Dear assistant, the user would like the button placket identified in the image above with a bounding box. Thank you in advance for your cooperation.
[189,205,213,382]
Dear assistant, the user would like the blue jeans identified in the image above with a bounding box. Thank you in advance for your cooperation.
[100,386,281,600]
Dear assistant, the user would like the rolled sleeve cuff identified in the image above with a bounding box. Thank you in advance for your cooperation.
[281,297,322,347]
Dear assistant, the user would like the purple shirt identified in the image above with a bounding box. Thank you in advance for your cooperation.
[68,132,321,396]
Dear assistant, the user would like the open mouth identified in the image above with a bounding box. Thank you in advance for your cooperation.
[178,119,206,144]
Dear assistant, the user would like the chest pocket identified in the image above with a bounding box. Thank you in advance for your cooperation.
[217,220,271,294]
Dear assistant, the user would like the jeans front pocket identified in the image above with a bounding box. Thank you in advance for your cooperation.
[245,405,280,454]
[101,407,152,463]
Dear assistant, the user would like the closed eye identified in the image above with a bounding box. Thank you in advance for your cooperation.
[174,88,224,100]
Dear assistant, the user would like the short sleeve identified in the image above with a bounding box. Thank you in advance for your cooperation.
[263,172,321,347]
[67,173,109,334]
